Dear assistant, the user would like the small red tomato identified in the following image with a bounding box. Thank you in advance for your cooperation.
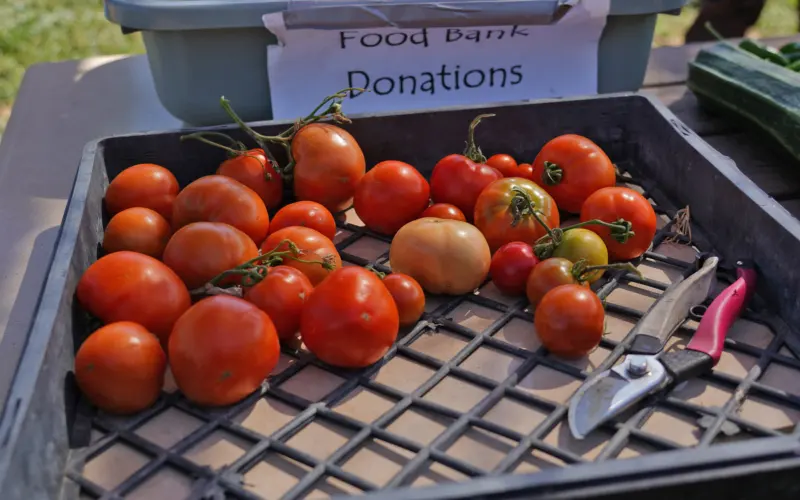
[429,154,502,221]
[217,149,283,211]
[354,161,430,235]
[517,163,534,180]
[420,203,467,222]
[531,135,616,213]
[526,257,587,307]
[162,222,259,289]
[534,284,604,359]
[74,322,166,414]
[105,164,180,221]
[486,154,521,178]
[268,201,337,241]
[103,207,172,259]
[244,266,313,340]
[580,187,657,261]
[169,295,280,407]
[301,267,399,368]
[383,273,426,327]
[489,242,539,296]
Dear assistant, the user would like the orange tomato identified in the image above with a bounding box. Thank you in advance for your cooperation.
[217,148,283,211]
[162,222,259,289]
[473,177,560,254]
[172,175,270,244]
[292,123,366,213]
[105,164,179,221]
[76,251,191,344]
[260,226,342,286]
[102,207,171,259]
[168,296,280,407]
[74,322,166,414]
[268,201,337,241]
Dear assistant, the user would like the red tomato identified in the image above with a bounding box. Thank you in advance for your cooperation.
[517,163,534,180]
[486,154,524,178]
[354,161,430,235]
[217,149,283,211]
[489,242,539,296]
[76,251,191,344]
[301,267,399,368]
[531,135,616,213]
[162,222,259,289]
[103,207,171,259]
[473,177,560,253]
[261,226,342,286]
[172,175,270,244]
[534,284,604,359]
[268,201,337,241]
[168,295,280,407]
[383,273,425,327]
[429,154,502,221]
[292,123,366,213]
[420,203,466,222]
[105,164,179,221]
[580,187,656,261]
[74,322,166,414]
[244,266,313,340]
[526,257,587,307]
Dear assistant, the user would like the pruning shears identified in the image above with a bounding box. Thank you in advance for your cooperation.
[568,256,758,439]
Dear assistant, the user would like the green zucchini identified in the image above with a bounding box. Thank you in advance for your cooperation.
[687,42,800,162]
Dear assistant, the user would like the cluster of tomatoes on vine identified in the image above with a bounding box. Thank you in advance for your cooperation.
[71,88,656,417]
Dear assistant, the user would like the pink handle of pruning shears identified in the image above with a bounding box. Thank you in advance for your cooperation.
[686,264,758,365]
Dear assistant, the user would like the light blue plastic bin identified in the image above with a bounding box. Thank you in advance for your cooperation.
[105,0,688,126]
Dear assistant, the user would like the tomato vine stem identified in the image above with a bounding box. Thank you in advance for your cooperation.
[542,161,563,185]
[180,132,275,180]
[463,113,495,163]
[571,259,642,283]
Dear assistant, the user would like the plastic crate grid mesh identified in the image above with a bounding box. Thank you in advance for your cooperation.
[67,164,800,500]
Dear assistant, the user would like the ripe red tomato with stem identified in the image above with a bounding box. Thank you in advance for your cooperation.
[105,163,179,221]
[76,251,191,344]
[301,267,399,368]
[169,295,280,407]
[380,271,425,327]
[429,114,503,219]
[74,321,166,414]
[244,265,313,341]
[172,175,270,245]
[222,91,366,213]
[489,242,539,296]
[531,134,616,214]
[354,160,430,235]
[261,226,342,286]
[162,222,259,290]
[534,284,605,359]
[526,257,639,307]
[473,177,559,254]
[580,187,657,261]
[103,207,171,259]
[268,201,337,241]
[420,203,466,222]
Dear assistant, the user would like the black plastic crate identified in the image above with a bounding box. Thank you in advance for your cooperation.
[2,93,800,500]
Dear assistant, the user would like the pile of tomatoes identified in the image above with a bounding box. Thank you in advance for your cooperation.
[71,90,656,416]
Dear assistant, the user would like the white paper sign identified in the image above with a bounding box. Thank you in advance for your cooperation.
[263,0,610,120]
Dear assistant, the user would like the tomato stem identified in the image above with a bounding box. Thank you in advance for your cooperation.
[365,264,386,280]
[462,113,495,163]
[560,218,635,244]
[542,161,563,185]
[181,132,277,181]
[571,259,642,283]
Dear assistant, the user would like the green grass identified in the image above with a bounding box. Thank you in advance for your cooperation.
[0,0,797,136]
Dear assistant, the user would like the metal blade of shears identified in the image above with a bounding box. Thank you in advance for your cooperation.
[568,255,720,439]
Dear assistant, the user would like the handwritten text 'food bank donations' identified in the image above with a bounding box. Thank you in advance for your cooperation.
[339,27,530,98]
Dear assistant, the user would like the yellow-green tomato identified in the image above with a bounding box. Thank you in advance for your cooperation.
[551,228,609,283]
